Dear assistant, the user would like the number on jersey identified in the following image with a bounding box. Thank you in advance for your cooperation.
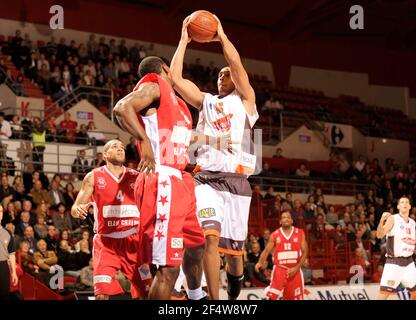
[284,243,292,250]
[116,190,124,202]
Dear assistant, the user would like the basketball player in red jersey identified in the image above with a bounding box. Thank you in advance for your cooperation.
[255,211,308,300]
[170,16,258,300]
[113,57,206,300]
[71,139,151,300]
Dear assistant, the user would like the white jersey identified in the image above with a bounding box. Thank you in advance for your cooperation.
[386,214,416,258]
[195,90,259,175]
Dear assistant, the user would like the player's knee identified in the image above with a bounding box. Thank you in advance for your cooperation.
[158,266,180,283]
[185,245,204,261]
[205,235,219,251]
[227,272,244,299]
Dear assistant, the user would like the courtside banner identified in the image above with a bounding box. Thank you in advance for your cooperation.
[219,284,408,300]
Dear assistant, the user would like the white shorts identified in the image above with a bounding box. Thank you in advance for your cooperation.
[380,257,416,293]
[194,171,252,256]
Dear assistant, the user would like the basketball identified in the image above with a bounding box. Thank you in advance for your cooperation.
[187,10,218,43]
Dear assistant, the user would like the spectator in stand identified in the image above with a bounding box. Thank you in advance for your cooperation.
[326,205,339,227]
[80,258,94,290]
[263,186,275,201]
[354,193,365,207]
[74,229,92,252]
[36,53,49,72]
[291,199,305,227]
[10,115,24,139]
[375,197,386,224]
[33,215,48,239]
[19,240,39,276]
[75,124,89,145]
[92,152,106,168]
[59,112,78,144]
[125,136,139,164]
[15,211,31,238]
[369,230,381,253]
[365,189,376,207]
[350,229,370,262]
[295,163,310,178]
[22,226,37,254]
[285,192,294,208]
[333,224,346,250]
[316,195,327,214]
[245,242,270,286]
[45,225,58,252]
[48,180,65,210]
[38,63,51,94]
[346,222,356,242]
[350,248,370,279]
[338,211,352,230]
[372,264,384,283]
[57,239,82,278]
[2,202,19,227]
[0,174,15,202]
[352,155,367,181]
[269,194,282,217]
[304,197,317,222]
[71,150,90,180]
[251,185,264,207]
[86,121,106,145]
[31,116,47,171]
[272,147,284,159]
[258,228,271,252]
[52,202,73,233]
[33,239,59,285]
[30,180,51,209]
[63,183,76,208]
[0,112,12,140]
[83,59,97,77]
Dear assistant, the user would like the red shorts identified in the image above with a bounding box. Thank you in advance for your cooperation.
[135,166,205,267]
[93,232,152,298]
[266,265,304,300]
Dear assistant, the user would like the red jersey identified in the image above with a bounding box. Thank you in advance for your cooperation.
[59,119,77,142]
[92,166,140,237]
[133,73,193,171]
[272,227,304,268]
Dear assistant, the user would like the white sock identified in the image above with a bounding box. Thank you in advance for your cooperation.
[187,287,207,300]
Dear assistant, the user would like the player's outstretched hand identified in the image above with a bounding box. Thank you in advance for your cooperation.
[181,16,192,43]
[138,138,156,175]
[75,202,92,220]
[211,14,226,42]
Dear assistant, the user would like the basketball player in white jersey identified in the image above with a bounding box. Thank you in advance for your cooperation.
[376,196,416,300]
[170,16,259,300]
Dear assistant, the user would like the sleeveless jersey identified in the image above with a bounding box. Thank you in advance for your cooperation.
[386,214,416,258]
[133,73,193,171]
[195,90,259,175]
[92,166,140,236]
[272,227,304,268]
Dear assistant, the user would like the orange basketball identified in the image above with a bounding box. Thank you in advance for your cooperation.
[187,10,218,43]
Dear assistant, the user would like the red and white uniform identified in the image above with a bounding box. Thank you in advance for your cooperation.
[266,227,305,300]
[133,73,205,267]
[92,166,151,298]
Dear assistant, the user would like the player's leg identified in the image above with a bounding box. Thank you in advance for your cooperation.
[399,262,416,300]
[283,269,304,300]
[181,173,207,300]
[119,233,151,300]
[194,181,224,300]
[224,254,244,300]
[93,235,124,300]
[221,180,252,300]
[265,266,285,300]
[379,263,400,300]
[149,266,180,300]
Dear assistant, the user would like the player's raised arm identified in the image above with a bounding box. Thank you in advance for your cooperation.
[71,171,94,220]
[255,235,275,272]
[376,212,395,239]
[114,82,160,173]
[212,15,256,116]
[170,16,205,110]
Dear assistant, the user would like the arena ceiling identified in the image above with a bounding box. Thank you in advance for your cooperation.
[121,0,416,48]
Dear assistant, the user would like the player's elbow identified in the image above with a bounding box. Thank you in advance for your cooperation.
[113,101,128,119]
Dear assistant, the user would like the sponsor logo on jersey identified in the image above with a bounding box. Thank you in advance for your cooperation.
[94,275,112,284]
[171,237,183,249]
[171,251,182,261]
[198,208,216,218]
[213,114,233,133]
[387,280,395,287]
[102,205,140,218]
[97,177,107,189]
[214,102,224,114]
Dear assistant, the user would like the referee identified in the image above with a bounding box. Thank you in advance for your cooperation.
[0,204,18,300]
